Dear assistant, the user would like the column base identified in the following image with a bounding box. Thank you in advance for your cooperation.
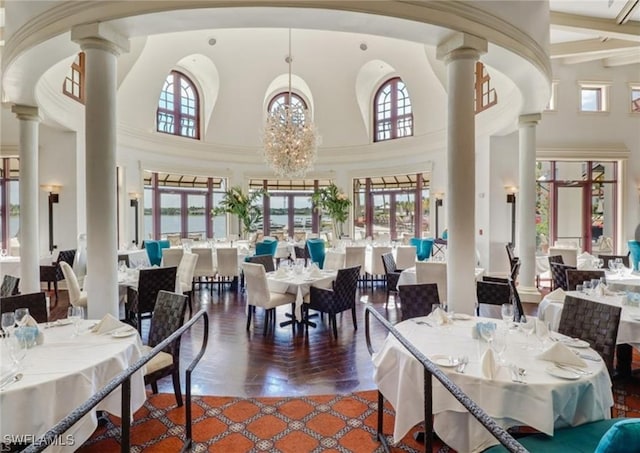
[517,285,542,303]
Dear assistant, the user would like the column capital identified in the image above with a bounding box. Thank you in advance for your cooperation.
[436,32,487,63]
[11,104,40,121]
[519,113,542,126]
[71,22,130,55]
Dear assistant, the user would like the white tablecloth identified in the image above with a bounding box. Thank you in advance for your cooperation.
[372,317,613,452]
[0,320,146,452]
[117,249,150,268]
[397,266,485,287]
[538,290,640,347]
[267,270,336,320]
[605,271,640,292]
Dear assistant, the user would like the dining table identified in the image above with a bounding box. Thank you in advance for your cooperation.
[117,249,150,269]
[372,315,613,452]
[396,265,485,288]
[0,319,147,452]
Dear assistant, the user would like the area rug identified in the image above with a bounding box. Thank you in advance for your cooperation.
[79,390,449,452]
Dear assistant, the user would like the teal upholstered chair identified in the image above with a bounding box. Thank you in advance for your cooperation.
[410,238,434,261]
[306,238,326,269]
[484,418,638,453]
[628,240,640,271]
[144,240,162,266]
[255,239,278,257]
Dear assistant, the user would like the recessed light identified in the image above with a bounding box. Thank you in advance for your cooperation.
[360,43,368,51]
[208,38,217,46]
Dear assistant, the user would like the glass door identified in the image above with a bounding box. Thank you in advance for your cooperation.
[186,194,207,241]
[554,183,587,251]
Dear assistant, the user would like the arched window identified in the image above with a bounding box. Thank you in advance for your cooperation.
[374,77,413,142]
[268,92,309,125]
[157,71,200,139]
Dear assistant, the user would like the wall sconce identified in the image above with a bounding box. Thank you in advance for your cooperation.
[41,185,62,253]
[434,193,444,238]
[129,192,140,246]
[505,186,518,247]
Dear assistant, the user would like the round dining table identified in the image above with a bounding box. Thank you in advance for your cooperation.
[372,316,613,452]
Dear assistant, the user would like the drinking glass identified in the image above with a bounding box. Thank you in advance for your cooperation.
[501,303,514,327]
[590,278,600,292]
[596,258,604,269]
[582,280,592,295]
[1,312,15,338]
[14,308,30,327]
[576,284,584,293]
[520,316,536,349]
[9,335,28,366]
[608,260,617,272]
[491,329,507,364]
[68,306,84,337]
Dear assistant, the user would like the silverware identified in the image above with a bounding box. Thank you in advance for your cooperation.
[456,356,469,373]
[509,365,526,384]
[0,373,23,391]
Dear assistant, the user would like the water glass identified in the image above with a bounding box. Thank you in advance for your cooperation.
[596,258,604,269]
[8,334,28,366]
[590,278,600,292]
[14,308,30,327]
[1,312,16,337]
[68,306,84,337]
[501,304,514,327]
[491,329,507,363]
[576,284,583,293]
[582,280,592,295]
[519,316,536,349]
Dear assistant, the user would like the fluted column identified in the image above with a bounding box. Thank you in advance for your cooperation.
[72,24,129,319]
[517,113,542,303]
[11,105,40,294]
[437,33,487,315]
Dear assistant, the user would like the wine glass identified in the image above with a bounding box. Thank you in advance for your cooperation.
[596,258,604,269]
[519,316,536,349]
[14,308,30,327]
[68,306,84,337]
[491,329,508,364]
[582,280,592,295]
[501,303,514,328]
[8,334,28,366]
[1,312,15,338]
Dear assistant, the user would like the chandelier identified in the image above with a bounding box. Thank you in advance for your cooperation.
[263,30,319,178]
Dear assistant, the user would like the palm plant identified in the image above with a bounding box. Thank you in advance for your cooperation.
[212,186,267,238]
[311,183,351,239]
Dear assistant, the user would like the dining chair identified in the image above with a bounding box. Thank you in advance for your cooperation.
[398,283,440,321]
[304,266,360,339]
[508,279,526,322]
[126,266,177,334]
[142,290,187,406]
[245,254,275,272]
[255,239,278,257]
[345,246,367,285]
[191,247,216,291]
[395,245,417,269]
[1,292,48,323]
[242,262,296,336]
[415,261,447,304]
[0,275,20,298]
[558,295,621,375]
[381,253,402,303]
[59,261,88,308]
[549,262,575,291]
[475,278,511,316]
[161,247,184,268]
[216,247,239,292]
[166,233,182,247]
[176,252,198,316]
[548,246,578,267]
[323,250,345,271]
[598,254,630,269]
[566,269,606,291]
[367,246,392,289]
[306,238,326,269]
[143,241,163,266]
[626,239,640,270]
[505,243,518,271]
[39,249,76,303]
[294,245,309,266]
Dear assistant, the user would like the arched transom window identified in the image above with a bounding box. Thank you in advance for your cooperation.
[157,71,200,139]
[374,77,413,142]
[268,92,309,125]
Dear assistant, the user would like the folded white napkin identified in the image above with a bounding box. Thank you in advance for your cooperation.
[274,267,287,278]
[309,267,323,278]
[536,342,587,368]
[22,314,38,327]
[427,307,451,325]
[535,319,549,338]
[546,288,566,302]
[481,348,499,379]
[91,314,129,335]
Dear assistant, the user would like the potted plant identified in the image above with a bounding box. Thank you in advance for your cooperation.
[212,186,267,239]
[311,183,351,240]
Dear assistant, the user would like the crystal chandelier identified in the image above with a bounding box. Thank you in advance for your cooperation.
[263,30,318,178]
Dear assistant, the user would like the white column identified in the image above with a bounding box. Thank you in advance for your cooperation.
[11,105,40,294]
[437,34,487,315]
[517,113,542,302]
[72,24,129,319]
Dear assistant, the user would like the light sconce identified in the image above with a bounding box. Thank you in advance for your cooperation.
[41,185,62,253]
[129,192,140,246]
[505,186,518,247]
[434,192,444,238]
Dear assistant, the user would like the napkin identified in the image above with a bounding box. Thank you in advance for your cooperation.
[21,315,44,345]
[546,288,566,302]
[427,308,451,326]
[91,314,130,335]
[536,342,587,368]
[309,266,323,278]
[22,314,38,327]
[535,319,549,338]
[480,348,499,379]
[274,267,287,278]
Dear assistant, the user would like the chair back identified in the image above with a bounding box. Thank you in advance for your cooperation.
[1,292,48,323]
[161,248,183,268]
[549,262,575,290]
[332,266,360,309]
[136,266,177,314]
[548,254,564,265]
[55,249,77,280]
[398,283,440,321]
[345,246,366,276]
[415,261,447,303]
[0,275,20,297]
[191,247,215,278]
[323,251,345,271]
[381,253,398,274]
[410,238,434,261]
[306,239,326,269]
[627,240,640,271]
[216,248,239,277]
[256,239,278,257]
[509,279,525,322]
[294,245,309,262]
[144,241,163,266]
[549,246,578,267]
[395,246,417,269]
[166,234,182,247]
[59,261,83,306]
[242,262,271,307]
[368,246,392,275]
[566,269,606,291]
[476,279,511,309]
[599,254,630,269]
[177,252,198,290]
[246,254,275,273]
[505,243,517,268]
[148,290,187,357]
[558,295,621,374]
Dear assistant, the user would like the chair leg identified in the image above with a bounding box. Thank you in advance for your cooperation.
[331,314,338,339]
[263,308,270,336]
[246,304,253,331]
[352,307,357,330]
[54,280,59,302]
[151,382,159,394]
[172,370,183,407]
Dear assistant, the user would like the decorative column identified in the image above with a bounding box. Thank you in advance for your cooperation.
[72,23,129,319]
[11,105,40,294]
[437,33,487,315]
[517,113,542,303]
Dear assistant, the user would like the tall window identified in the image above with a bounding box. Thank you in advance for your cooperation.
[0,158,19,252]
[631,85,640,113]
[62,52,85,104]
[474,62,497,113]
[157,71,200,139]
[580,82,610,112]
[374,77,413,142]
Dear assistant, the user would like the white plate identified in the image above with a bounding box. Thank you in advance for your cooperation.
[560,338,590,348]
[112,328,136,338]
[452,313,472,320]
[545,365,581,380]
[431,354,459,368]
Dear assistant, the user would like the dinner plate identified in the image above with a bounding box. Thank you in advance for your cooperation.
[112,328,136,338]
[545,365,580,380]
[560,338,590,348]
[431,354,459,368]
[452,313,472,321]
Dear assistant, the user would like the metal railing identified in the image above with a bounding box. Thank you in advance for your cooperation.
[364,306,527,453]
[22,309,209,453]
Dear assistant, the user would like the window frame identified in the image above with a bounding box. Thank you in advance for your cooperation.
[629,83,640,114]
[156,70,201,140]
[62,52,85,104]
[373,77,414,143]
[579,81,611,113]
